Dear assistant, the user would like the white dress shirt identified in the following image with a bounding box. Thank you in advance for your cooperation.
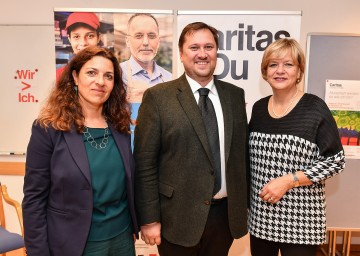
[185,74,227,199]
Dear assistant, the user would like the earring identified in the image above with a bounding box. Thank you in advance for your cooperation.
[296,79,300,83]
[74,86,78,98]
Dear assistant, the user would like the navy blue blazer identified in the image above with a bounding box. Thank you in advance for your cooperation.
[23,121,138,256]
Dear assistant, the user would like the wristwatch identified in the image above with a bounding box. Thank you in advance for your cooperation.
[292,173,300,187]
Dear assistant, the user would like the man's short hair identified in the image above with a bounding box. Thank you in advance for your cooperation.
[178,22,218,51]
[127,13,159,31]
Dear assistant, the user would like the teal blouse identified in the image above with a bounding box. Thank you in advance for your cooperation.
[83,127,131,241]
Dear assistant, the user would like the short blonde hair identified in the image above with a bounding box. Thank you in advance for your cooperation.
[261,38,305,84]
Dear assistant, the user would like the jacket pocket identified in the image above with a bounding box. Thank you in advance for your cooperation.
[47,206,68,248]
[159,182,174,198]
[47,205,67,215]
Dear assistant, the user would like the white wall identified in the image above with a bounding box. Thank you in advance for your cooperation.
[2,0,360,47]
[1,0,360,254]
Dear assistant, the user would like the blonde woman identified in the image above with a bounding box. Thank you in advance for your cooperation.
[248,38,345,256]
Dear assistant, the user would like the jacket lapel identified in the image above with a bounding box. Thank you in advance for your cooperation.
[64,124,132,188]
[214,80,233,165]
[176,74,214,165]
[109,123,132,182]
[64,127,92,185]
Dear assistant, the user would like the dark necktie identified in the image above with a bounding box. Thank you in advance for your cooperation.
[198,88,221,195]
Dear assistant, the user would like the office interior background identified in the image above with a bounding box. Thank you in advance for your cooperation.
[1,0,360,255]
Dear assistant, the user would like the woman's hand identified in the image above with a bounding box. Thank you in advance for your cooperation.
[259,171,313,204]
[259,174,293,204]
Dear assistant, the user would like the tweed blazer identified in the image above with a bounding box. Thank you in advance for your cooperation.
[23,122,138,256]
[134,74,249,247]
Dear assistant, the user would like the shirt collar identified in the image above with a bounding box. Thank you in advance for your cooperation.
[185,74,217,96]
[129,56,150,76]
[129,56,163,81]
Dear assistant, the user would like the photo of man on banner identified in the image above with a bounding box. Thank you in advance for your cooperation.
[113,12,173,147]
[120,13,173,103]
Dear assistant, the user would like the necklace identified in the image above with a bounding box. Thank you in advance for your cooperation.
[83,126,109,150]
[271,89,299,118]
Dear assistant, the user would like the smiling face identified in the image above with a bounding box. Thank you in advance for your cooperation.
[265,50,301,92]
[179,28,217,86]
[126,15,160,66]
[68,26,100,54]
[72,55,114,110]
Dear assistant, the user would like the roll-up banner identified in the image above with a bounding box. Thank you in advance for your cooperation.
[177,11,301,119]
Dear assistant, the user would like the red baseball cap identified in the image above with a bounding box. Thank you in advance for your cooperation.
[65,12,100,31]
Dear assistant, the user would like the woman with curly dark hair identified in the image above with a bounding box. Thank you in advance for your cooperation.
[23,46,138,256]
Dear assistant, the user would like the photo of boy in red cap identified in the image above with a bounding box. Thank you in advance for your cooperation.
[66,12,101,54]
[55,12,102,81]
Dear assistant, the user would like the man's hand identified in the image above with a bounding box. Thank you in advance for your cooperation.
[140,222,161,245]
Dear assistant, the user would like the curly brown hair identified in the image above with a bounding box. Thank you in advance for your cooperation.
[38,46,131,134]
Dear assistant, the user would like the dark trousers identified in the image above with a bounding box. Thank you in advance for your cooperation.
[82,226,135,256]
[250,234,318,256]
[158,198,233,256]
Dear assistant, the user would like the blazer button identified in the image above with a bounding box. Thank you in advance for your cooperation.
[204,200,211,205]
